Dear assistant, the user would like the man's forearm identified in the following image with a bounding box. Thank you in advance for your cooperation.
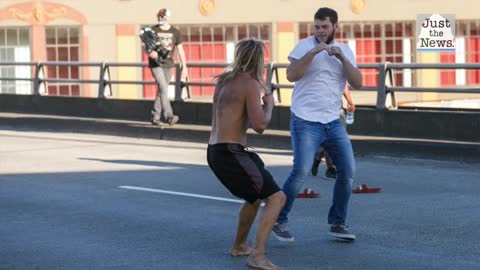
[261,103,274,126]
[343,89,352,103]
[286,52,315,82]
[342,59,363,89]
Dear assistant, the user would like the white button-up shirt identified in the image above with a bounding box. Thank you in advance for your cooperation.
[289,36,357,124]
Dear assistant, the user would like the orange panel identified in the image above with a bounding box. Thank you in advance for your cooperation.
[116,24,135,36]
[277,22,294,32]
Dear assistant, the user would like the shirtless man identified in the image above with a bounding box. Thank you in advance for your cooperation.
[207,39,286,270]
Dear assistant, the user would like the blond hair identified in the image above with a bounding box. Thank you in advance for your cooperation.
[214,39,266,89]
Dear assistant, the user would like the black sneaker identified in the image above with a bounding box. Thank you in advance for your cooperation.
[311,158,321,176]
[324,167,336,179]
[167,115,179,126]
[329,225,356,241]
[272,222,294,242]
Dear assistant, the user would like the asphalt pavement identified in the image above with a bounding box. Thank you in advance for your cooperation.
[1,130,479,270]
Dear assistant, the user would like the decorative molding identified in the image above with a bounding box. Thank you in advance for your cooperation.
[1,1,86,25]
[351,0,366,15]
[9,2,65,25]
[199,0,216,16]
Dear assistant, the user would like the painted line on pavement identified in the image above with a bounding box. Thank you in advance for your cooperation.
[118,185,245,204]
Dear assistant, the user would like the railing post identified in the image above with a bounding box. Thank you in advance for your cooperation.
[376,62,398,110]
[33,62,45,95]
[174,63,183,101]
[98,63,105,98]
[98,63,112,99]
[384,63,397,109]
[271,64,282,103]
[265,63,273,93]
[376,63,388,110]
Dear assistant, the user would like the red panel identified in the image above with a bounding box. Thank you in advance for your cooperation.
[201,44,214,96]
[46,48,56,61]
[213,44,226,62]
[264,42,271,63]
[71,66,79,78]
[184,44,202,96]
[356,40,379,87]
[467,38,480,84]
[476,38,480,84]
[142,52,156,99]
[47,85,58,95]
[59,85,69,96]
[71,85,80,96]
[58,47,68,61]
[46,66,57,78]
[58,66,69,79]
[208,43,226,96]
[70,47,79,61]
[440,52,456,86]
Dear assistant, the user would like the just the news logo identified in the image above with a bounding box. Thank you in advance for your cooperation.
[416,14,456,51]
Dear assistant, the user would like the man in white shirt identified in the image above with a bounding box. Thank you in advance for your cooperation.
[272,7,363,242]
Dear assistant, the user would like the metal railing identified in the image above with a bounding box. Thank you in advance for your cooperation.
[1,61,480,110]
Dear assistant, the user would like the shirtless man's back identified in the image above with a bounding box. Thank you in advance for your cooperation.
[209,73,269,146]
[206,39,285,270]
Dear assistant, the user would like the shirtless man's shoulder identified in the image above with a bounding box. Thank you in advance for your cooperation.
[215,73,259,103]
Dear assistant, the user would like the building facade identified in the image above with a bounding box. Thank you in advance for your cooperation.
[1,0,479,105]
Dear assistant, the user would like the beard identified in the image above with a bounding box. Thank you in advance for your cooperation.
[325,28,336,44]
[315,28,336,45]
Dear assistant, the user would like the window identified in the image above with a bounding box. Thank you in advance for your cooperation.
[459,20,480,85]
[0,27,31,94]
[181,23,271,97]
[141,23,272,98]
[437,20,480,86]
[299,21,415,87]
[45,26,81,96]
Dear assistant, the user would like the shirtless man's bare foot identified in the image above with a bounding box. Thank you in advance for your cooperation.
[230,245,252,257]
[246,253,280,270]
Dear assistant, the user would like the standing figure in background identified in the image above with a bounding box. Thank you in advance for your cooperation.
[142,8,188,126]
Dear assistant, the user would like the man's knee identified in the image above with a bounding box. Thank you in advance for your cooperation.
[267,191,286,207]
[292,165,311,179]
[336,164,355,183]
[250,200,262,209]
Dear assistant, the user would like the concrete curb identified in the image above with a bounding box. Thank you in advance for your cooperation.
[1,112,479,162]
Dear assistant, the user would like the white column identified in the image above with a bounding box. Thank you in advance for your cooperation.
[455,37,465,86]
[226,42,235,63]
[347,40,357,58]
[402,38,412,87]
[14,47,31,94]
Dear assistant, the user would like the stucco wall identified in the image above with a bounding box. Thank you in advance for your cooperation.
[2,0,479,25]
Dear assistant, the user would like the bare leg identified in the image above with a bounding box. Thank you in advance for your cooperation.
[231,200,261,256]
[247,191,286,270]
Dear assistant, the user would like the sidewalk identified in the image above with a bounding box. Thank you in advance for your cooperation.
[1,112,479,162]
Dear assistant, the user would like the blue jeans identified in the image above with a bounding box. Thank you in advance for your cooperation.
[277,113,355,225]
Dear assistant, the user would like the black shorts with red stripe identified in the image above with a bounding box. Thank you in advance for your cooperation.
[207,143,281,204]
